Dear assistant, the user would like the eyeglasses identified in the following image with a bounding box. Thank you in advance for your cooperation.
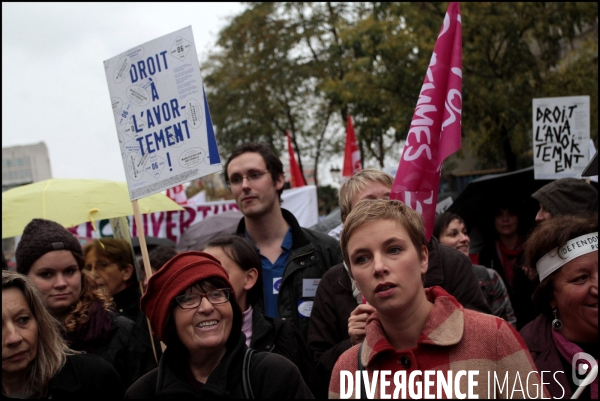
[174,288,231,309]
[227,171,269,187]
[84,260,114,271]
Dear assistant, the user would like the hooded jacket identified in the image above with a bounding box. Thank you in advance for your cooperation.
[125,332,313,399]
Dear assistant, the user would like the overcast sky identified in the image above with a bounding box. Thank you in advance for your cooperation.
[2,2,246,183]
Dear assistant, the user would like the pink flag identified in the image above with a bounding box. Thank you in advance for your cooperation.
[342,115,362,180]
[390,2,462,240]
[166,184,188,205]
[286,130,306,187]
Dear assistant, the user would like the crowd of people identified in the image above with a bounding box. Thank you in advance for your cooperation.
[2,142,597,399]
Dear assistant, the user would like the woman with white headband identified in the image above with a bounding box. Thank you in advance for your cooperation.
[520,214,598,399]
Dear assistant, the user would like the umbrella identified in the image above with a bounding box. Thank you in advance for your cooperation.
[176,210,242,252]
[447,166,554,237]
[2,178,184,239]
[582,150,598,177]
[310,207,342,234]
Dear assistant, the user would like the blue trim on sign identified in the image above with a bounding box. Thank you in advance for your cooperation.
[203,85,220,165]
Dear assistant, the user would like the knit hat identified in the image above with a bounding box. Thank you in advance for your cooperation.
[531,178,598,217]
[16,219,84,275]
[141,251,236,343]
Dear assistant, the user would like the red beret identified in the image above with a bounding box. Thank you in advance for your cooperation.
[140,251,233,342]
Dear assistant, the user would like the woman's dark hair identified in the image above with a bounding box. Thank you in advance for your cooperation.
[205,235,264,307]
[163,276,243,355]
[433,212,465,240]
[224,143,285,202]
[523,213,598,319]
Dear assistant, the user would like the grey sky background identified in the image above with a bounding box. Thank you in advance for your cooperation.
[2,2,246,183]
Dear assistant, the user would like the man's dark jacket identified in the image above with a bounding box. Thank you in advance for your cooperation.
[250,308,315,392]
[236,208,343,339]
[307,237,490,398]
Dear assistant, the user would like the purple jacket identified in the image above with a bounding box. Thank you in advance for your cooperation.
[520,314,571,399]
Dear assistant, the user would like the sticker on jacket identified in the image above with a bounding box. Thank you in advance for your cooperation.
[297,300,313,318]
[273,277,282,294]
[302,279,321,297]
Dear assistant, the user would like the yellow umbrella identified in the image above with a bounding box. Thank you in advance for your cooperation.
[2,178,185,239]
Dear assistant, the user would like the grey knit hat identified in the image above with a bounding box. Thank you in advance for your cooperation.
[531,178,598,218]
[15,219,84,275]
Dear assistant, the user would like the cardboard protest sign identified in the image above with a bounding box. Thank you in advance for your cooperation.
[104,26,221,200]
[533,96,590,179]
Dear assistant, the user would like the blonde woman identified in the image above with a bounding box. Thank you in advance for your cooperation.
[2,270,123,398]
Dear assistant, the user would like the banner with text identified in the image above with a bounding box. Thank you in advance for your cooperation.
[68,186,319,244]
[104,26,222,200]
[533,96,590,179]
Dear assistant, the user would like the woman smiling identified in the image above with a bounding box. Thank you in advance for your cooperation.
[126,251,313,398]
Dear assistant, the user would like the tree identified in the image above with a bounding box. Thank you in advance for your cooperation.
[461,2,598,170]
[204,2,598,177]
[202,3,341,185]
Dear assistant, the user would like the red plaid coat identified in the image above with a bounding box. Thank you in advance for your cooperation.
[329,286,549,399]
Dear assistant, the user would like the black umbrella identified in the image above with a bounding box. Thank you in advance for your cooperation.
[582,150,598,177]
[447,166,554,238]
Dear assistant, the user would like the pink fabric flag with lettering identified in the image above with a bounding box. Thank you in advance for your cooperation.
[342,115,362,181]
[286,130,306,187]
[390,2,462,240]
[166,184,187,205]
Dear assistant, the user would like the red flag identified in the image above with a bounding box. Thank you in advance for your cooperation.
[342,115,362,180]
[390,2,462,240]
[286,130,306,187]
[166,184,187,205]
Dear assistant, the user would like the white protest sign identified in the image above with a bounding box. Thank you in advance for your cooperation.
[533,96,590,179]
[104,26,222,200]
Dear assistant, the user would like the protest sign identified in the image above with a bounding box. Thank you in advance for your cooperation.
[533,96,590,179]
[104,26,222,200]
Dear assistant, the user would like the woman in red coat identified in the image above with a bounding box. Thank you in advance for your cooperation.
[329,199,547,399]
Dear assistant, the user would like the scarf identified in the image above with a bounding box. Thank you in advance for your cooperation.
[494,236,524,287]
[552,329,598,399]
[64,300,113,348]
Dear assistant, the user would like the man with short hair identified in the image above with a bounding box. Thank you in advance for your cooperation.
[307,168,490,398]
[531,177,598,222]
[225,143,343,339]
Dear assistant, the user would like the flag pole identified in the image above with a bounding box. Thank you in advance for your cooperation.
[132,199,160,363]
[132,200,153,281]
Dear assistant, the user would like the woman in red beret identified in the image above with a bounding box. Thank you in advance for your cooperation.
[125,251,313,399]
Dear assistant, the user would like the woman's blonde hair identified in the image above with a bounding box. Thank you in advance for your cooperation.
[2,271,78,398]
[63,270,113,334]
[338,169,394,221]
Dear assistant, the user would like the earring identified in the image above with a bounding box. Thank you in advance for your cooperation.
[552,308,563,331]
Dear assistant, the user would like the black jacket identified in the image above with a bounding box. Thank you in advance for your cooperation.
[113,283,163,360]
[236,208,343,340]
[479,242,537,329]
[68,311,157,389]
[306,237,490,398]
[45,353,125,399]
[125,332,313,399]
[250,308,315,393]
